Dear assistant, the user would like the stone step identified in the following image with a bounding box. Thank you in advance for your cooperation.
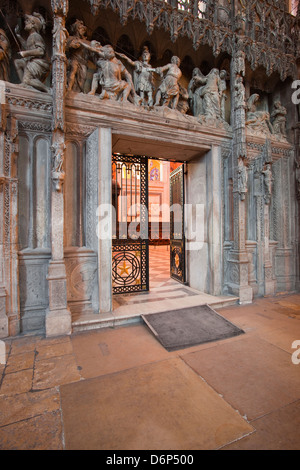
[71,294,239,333]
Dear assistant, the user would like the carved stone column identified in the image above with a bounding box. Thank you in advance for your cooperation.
[261,142,276,296]
[46,0,71,336]
[0,81,8,337]
[227,49,253,304]
[295,124,300,291]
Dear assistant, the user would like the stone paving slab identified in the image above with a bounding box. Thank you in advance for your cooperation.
[70,324,170,379]
[60,357,254,450]
[0,388,60,427]
[32,354,81,390]
[181,335,300,421]
[223,400,300,450]
[0,294,299,450]
[0,410,63,450]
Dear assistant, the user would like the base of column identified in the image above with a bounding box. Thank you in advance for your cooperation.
[237,285,253,304]
[45,308,72,337]
[46,260,72,337]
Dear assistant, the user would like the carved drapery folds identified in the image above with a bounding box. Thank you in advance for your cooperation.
[14,12,50,93]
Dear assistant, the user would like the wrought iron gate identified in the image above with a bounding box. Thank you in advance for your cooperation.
[112,154,149,294]
[170,164,186,283]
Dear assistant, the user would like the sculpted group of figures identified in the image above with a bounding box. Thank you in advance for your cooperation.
[65,19,229,122]
[0,13,288,137]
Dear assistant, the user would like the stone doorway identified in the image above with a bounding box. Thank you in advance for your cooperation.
[111,154,186,297]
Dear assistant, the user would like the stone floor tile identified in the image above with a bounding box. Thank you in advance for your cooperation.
[35,339,73,361]
[0,369,33,396]
[9,337,38,356]
[0,388,60,427]
[60,357,253,450]
[0,411,63,450]
[222,400,300,450]
[71,324,169,379]
[32,354,81,390]
[181,336,300,421]
[5,350,35,374]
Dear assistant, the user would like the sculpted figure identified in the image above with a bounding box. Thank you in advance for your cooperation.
[219,70,227,120]
[177,84,189,114]
[199,68,222,118]
[81,42,133,103]
[262,164,273,203]
[52,15,69,55]
[0,29,11,81]
[188,67,205,117]
[234,75,245,108]
[66,20,89,92]
[271,100,287,137]
[154,56,182,109]
[14,13,50,92]
[116,46,155,106]
[246,94,273,134]
[237,157,248,200]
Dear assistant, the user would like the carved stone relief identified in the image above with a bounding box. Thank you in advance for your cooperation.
[0,29,10,82]
[14,13,50,93]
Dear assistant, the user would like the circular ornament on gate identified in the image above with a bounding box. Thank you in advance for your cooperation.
[112,251,141,286]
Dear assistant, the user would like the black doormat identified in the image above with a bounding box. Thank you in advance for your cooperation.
[142,304,244,351]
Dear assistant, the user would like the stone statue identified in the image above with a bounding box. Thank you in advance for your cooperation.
[188,67,205,117]
[66,19,89,92]
[116,46,155,106]
[52,14,69,56]
[262,164,273,204]
[246,94,273,134]
[154,56,182,109]
[51,140,66,192]
[14,13,50,92]
[219,69,227,120]
[271,100,287,137]
[80,42,133,103]
[197,68,222,119]
[234,49,246,77]
[234,74,245,108]
[0,29,11,82]
[177,84,189,114]
[237,157,248,200]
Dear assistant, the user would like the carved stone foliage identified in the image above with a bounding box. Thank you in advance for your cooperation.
[83,0,298,80]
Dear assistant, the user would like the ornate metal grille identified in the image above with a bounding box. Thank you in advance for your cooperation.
[112,154,149,294]
[170,164,186,284]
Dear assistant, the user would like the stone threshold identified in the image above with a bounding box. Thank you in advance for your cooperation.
[71,293,239,333]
